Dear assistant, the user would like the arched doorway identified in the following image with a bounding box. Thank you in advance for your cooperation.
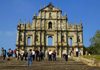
[48,36,53,46]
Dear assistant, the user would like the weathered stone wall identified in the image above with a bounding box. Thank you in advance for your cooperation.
[72,56,100,67]
[16,3,83,57]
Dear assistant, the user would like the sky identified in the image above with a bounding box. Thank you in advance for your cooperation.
[0,0,100,53]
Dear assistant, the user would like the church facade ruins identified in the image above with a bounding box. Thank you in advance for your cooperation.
[16,3,83,57]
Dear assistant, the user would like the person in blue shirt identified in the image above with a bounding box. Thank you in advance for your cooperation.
[3,49,6,60]
[27,49,32,66]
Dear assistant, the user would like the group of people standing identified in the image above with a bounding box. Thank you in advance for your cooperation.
[1,48,69,66]
[13,48,45,62]
[1,48,13,60]
[47,50,56,61]
[26,49,57,66]
[26,49,45,66]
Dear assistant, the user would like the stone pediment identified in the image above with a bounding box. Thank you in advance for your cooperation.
[39,3,62,12]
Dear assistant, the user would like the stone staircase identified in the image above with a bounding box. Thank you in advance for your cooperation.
[0,57,100,70]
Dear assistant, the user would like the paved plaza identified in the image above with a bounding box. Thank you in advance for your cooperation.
[0,57,100,70]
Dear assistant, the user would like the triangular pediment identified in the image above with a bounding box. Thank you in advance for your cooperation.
[39,3,62,12]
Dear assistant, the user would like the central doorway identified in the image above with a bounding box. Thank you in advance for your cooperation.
[48,36,53,46]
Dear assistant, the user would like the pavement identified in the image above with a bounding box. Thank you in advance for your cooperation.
[0,57,100,70]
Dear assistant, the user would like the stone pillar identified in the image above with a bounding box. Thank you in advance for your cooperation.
[32,32,34,45]
[45,49,48,58]
[16,31,19,44]
[75,32,78,46]
[40,11,42,51]
[17,30,20,50]
[54,33,57,46]
[56,11,59,55]
[46,36,48,46]
[59,47,61,58]
[42,32,44,46]
[80,32,82,42]
[22,32,24,42]
[74,48,76,56]
[44,11,46,52]
[80,47,83,55]
[53,36,54,46]
[34,15,37,49]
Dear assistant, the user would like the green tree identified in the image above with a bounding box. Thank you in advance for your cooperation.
[89,30,100,55]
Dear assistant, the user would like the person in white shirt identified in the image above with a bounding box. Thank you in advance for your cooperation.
[49,50,52,61]
[16,50,18,57]
[21,50,24,61]
[32,50,35,61]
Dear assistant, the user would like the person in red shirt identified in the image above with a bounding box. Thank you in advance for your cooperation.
[14,49,16,58]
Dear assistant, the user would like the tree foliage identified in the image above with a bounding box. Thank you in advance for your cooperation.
[89,30,100,54]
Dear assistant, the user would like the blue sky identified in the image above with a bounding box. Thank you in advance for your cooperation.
[0,0,100,53]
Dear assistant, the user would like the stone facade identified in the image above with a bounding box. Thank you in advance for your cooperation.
[16,3,83,57]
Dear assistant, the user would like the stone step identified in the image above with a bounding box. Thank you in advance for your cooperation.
[0,57,100,70]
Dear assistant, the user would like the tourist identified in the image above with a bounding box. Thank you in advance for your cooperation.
[76,48,78,57]
[27,49,32,66]
[70,51,72,56]
[16,50,20,60]
[14,49,16,57]
[65,52,68,61]
[72,51,74,57]
[24,50,28,61]
[41,50,45,60]
[7,49,11,60]
[39,50,42,61]
[21,50,24,61]
[39,50,44,61]
[9,48,11,52]
[48,50,52,61]
[52,50,56,61]
[3,49,6,60]
[47,51,49,60]
[32,50,35,61]
[35,48,39,61]
[79,51,81,56]
[76,51,78,57]
[11,50,13,57]
[1,48,3,56]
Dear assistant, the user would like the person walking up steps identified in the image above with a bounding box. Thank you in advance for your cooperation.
[27,49,32,66]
